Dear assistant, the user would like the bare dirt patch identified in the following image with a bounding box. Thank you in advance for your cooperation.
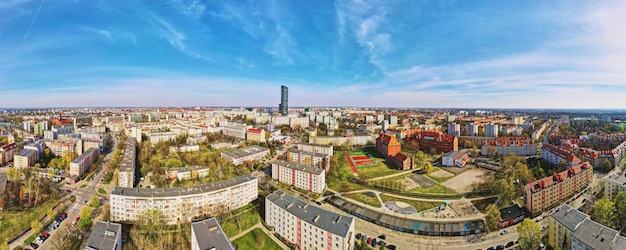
[429,169,455,178]
[442,168,488,194]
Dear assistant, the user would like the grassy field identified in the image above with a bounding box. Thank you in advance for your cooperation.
[232,228,282,250]
[380,194,444,212]
[426,174,454,183]
[408,184,457,195]
[343,192,382,208]
[221,208,260,238]
[357,162,401,179]
[0,201,54,243]
[97,188,107,194]
[471,197,499,213]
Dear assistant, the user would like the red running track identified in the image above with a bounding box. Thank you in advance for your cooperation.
[344,152,359,174]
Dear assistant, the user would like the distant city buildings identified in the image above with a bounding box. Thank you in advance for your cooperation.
[441,151,469,168]
[14,149,37,169]
[406,131,458,154]
[485,124,499,138]
[266,190,355,250]
[447,123,460,137]
[466,123,479,136]
[296,143,334,156]
[481,137,537,156]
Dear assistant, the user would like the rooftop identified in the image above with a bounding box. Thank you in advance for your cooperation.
[499,204,525,221]
[574,219,618,250]
[221,145,269,159]
[111,174,256,198]
[71,148,98,163]
[287,149,329,158]
[266,190,353,237]
[191,218,234,250]
[273,160,324,175]
[604,171,626,186]
[85,221,121,250]
[549,204,588,232]
[16,149,37,157]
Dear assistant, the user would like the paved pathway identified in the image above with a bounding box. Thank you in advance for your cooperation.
[229,222,290,250]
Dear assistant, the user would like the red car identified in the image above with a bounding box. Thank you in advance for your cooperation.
[367,237,372,245]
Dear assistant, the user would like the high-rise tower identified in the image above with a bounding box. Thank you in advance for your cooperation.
[279,85,288,116]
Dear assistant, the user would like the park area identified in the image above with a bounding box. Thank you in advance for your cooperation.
[345,149,402,178]
[232,228,282,250]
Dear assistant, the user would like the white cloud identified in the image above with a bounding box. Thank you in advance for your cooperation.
[170,0,206,20]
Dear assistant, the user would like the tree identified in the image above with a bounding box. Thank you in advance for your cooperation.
[338,182,351,193]
[494,179,515,204]
[423,161,434,174]
[463,140,473,149]
[31,219,43,233]
[593,197,615,228]
[89,195,100,208]
[47,207,56,221]
[601,159,613,172]
[485,204,501,232]
[80,206,94,219]
[7,168,21,183]
[0,239,9,250]
[517,218,542,250]
[615,191,626,228]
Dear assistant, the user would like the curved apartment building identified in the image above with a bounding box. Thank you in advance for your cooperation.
[110,175,257,225]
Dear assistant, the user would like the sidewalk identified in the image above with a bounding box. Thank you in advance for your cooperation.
[229,223,290,250]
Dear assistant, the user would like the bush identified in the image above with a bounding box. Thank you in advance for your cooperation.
[98,188,107,195]
[70,195,77,202]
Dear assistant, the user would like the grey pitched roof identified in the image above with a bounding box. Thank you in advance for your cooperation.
[549,204,588,231]
[85,221,121,250]
[111,174,256,197]
[191,218,234,250]
[573,219,618,250]
[266,190,353,237]
[273,160,324,175]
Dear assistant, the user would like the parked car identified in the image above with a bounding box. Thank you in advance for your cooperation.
[386,245,396,250]
[378,240,386,247]
[378,234,386,240]
[367,237,372,245]
[496,245,505,250]
[500,229,508,235]
[486,247,495,250]
[72,215,81,226]
[506,241,515,248]
[535,216,543,222]
[372,238,377,247]
[356,233,362,240]
[29,242,39,249]
[541,225,549,232]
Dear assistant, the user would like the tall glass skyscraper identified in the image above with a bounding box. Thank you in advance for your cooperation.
[279,85,288,115]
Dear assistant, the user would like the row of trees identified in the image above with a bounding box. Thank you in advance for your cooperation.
[592,191,626,230]
[5,168,56,210]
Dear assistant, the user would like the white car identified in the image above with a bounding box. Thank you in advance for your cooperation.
[535,216,543,222]
[36,236,44,244]
[500,229,509,235]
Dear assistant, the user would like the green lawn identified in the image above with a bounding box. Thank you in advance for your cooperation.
[327,181,370,192]
[97,188,107,194]
[0,201,54,242]
[408,183,458,195]
[79,184,87,188]
[426,174,455,184]
[344,192,382,208]
[232,228,282,250]
[380,194,444,212]
[222,208,260,238]
[349,151,366,156]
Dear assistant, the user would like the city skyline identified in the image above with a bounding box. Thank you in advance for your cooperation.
[1,1,626,108]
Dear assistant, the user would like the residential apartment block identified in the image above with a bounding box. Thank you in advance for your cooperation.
[0,143,17,166]
[85,221,122,250]
[222,122,249,140]
[118,139,136,188]
[407,131,458,153]
[542,144,581,168]
[481,137,538,157]
[69,148,99,178]
[524,162,593,215]
[297,143,334,156]
[167,166,209,182]
[191,218,234,250]
[441,151,469,168]
[603,171,626,200]
[266,190,355,250]
[272,160,325,193]
[447,123,460,137]
[47,139,77,157]
[220,145,269,165]
[148,131,176,145]
[548,204,626,250]
[246,128,266,142]
[14,149,37,169]
[485,124,499,138]
[308,135,375,146]
[110,175,258,225]
[287,149,331,170]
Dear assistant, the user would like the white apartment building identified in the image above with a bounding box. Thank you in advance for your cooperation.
[441,151,469,168]
[466,123,479,136]
[297,143,334,156]
[272,160,325,193]
[169,145,200,153]
[0,143,17,166]
[222,122,248,140]
[14,149,37,169]
[286,149,331,171]
[604,171,626,200]
[110,175,258,225]
[289,117,310,129]
[447,123,460,137]
[266,190,355,250]
[254,115,271,125]
[272,116,291,126]
[220,145,269,165]
[167,166,210,181]
[148,131,176,145]
[485,124,499,138]
[118,139,136,188]
[69,148,99,177]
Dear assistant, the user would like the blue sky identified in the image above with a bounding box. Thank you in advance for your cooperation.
[1,0,625,108]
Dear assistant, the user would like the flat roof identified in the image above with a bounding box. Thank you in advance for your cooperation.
[221,145,269,159]
[604,172,626,186]
[168,165,209,173]
[191,218,234,250]
[287,149,329,158]
[499,205,524,221]
[85,221,121,250]
[273,160,324,175]
[266,190,353,237]
[574,219,618,250]
[111,174,256,198]
[71,148,98,163]
[549,204,588,232]
[16,149,37,157]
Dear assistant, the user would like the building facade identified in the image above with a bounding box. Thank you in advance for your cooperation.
[542,144,582,168]
[222,123,248,140]
[266,190,355,250]
[110,175,258,225]
[604,171,626,200]
[280,85,288,116]
[69,148,99,177]
[246,128,266,142]
[548,204,626,250]
[407,131,458,153]
[481,137,538,157]
[0,143,17,166]
[524,162,593,215]
[118,139,136,188]
[375,133,411,170]
[485,124,499,138]
[441,151,469,168]
[14,149,37,169]
[447,123,460,137]
[166,166,210,182]
[272,160,325,193]
[548,204,589,250]
[297,143,334,156]
[287,149,331,170]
